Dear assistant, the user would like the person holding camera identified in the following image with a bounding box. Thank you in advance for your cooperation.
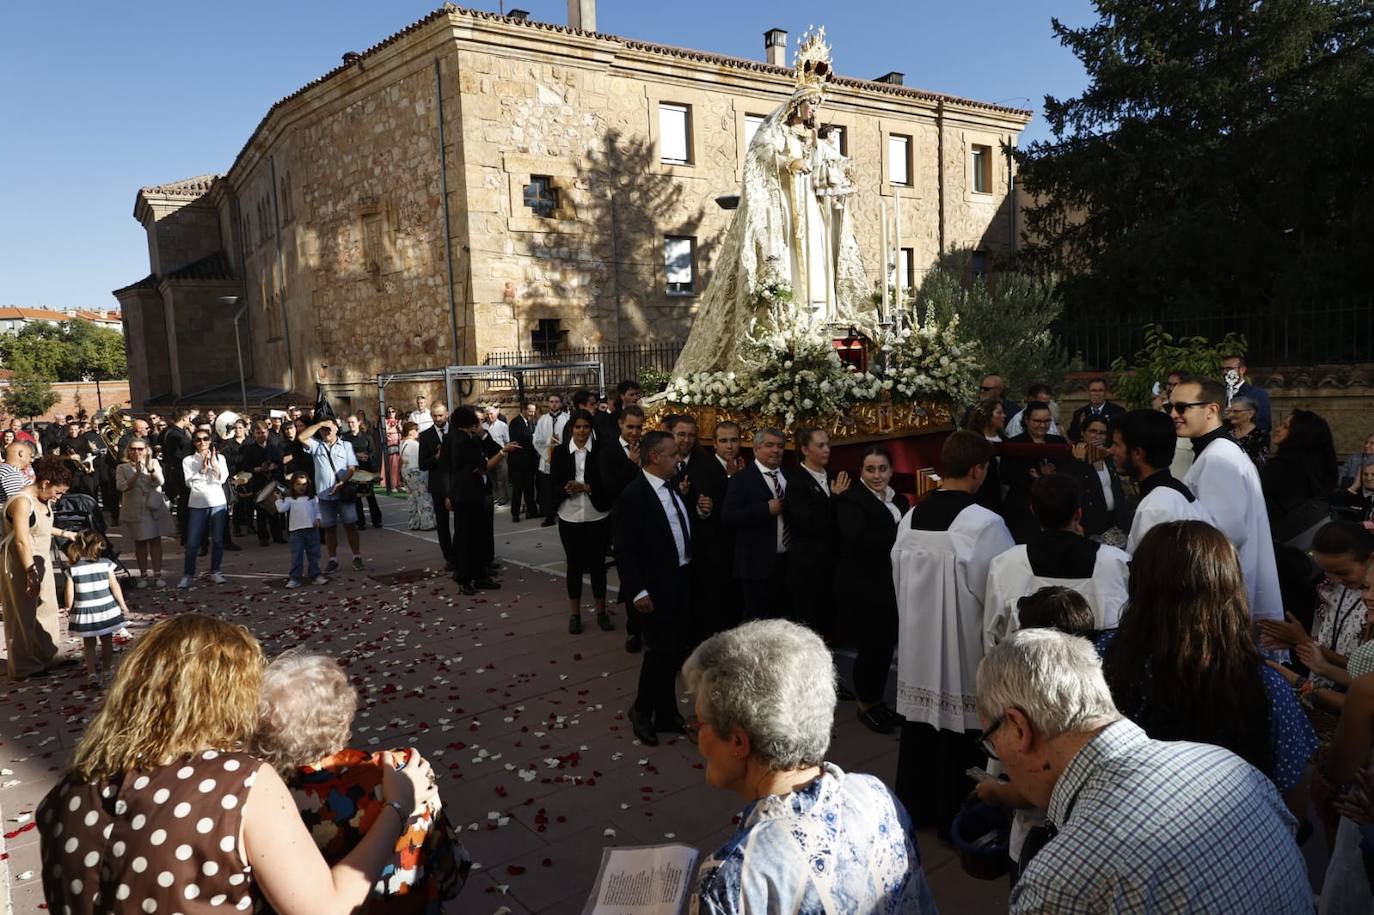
[300,419,365,573]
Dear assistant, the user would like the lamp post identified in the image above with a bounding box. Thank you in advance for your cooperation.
[216,296,249,413]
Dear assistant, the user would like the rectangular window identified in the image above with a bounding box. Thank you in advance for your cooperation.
[531,318,564,357]
[523,176,560,218]
[664,236,696,295]
[972,144,992,193]
[744,114,766,151]
[970,250,988,277]
[362,213,383,274]
[888,134,912,186]
[899,248,915,296]
[659,103,691,165]
[822,124,847,156]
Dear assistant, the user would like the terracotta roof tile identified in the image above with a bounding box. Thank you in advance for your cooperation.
[0,307,71,322]
[139,174,222,197]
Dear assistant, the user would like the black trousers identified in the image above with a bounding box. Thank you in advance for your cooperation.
[538,471,559,523]
[353,492,382,527]
[558,516,610,600]
[739,557,790,621]
[852,595,899,705]
[452,498,492,584]
[634,567,692,724]
[432,491,454,562]
[691,558,740,645]
[895,721,984,841]
[509,467,537,519]
[788,551,836,641]
[253,505,285,544]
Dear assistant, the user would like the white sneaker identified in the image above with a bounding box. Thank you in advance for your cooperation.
[177,576,193,590]
[135,578,149,590]
[210,572,227,585]
[285,579,302,589]
[154,578,167,589]
[312,575,329,585]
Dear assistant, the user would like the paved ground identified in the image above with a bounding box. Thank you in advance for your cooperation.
[0,494,1009,913]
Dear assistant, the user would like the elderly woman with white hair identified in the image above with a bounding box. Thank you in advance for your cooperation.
[1227,394,1269,469]
[684,620,937,914]
[254,652,468,913]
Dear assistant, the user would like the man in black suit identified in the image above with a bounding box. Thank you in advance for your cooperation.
[417,402,454,568]
[161,409,195,540]
[1067,377,1126,443]
[447,405,516,594]
[613,430,695,747]
[507,402,539,522]
[723,426,790,621]
[685,420,744,641]
[599,405,646,652]
[594,379,642,445]
[784,427,850,637]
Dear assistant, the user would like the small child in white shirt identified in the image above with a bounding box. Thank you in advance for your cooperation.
[276,472,326,587]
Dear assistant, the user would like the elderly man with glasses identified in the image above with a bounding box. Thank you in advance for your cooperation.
[977,629,1307,913]
[299,418,365,573]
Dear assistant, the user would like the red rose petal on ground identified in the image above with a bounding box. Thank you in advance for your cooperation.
[506,865,525,876]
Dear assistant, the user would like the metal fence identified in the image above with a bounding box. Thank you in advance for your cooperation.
[476,341,685,400]
[1059,302,1374,370]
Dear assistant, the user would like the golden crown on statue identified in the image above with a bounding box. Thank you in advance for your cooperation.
[793,27,833,100]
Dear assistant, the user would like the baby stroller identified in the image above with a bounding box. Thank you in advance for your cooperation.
[51,492,131,588]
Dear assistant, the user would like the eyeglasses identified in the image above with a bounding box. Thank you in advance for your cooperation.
[129,447,146,452]
[980,386,998,393]
[193,436,211,442]
[1168,401,1209,414]
[979,714,1008,760]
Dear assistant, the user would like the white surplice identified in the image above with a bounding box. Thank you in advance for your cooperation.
[1184,435,1283,620]
[982,543,1131,650]
[892,503,1014,731]
[1126,484,1211,555]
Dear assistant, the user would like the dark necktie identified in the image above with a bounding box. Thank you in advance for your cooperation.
[668,486,691,562]
[765,470,791,547]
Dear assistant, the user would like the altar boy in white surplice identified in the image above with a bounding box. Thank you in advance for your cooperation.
[892,431,1014,840]
[983,473,1131,650]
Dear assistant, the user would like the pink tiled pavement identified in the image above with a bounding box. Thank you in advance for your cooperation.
[0,502,1009,913]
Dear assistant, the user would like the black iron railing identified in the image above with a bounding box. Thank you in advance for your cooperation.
[477,341,685,398]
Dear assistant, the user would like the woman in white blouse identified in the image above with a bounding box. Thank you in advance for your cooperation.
[548,409,613,634]
[177,429,229,589]
[832,446,911,734]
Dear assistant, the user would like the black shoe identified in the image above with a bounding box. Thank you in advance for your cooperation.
[877,704,906,729]
[596,612,615,632]
[511,515,521,523]
[837,683,857,701]
[458,581,477,595]
[540,518,556,527]
[224,542,242,552]
[628,706,658,746]
[569,615,583,635]
[625,634,642,654]
[473,578,501,590]
[657,711,688,735]
[857,705,897,735]
[273,537,288,544]
[258,539,271,548]
[487,561,503,574]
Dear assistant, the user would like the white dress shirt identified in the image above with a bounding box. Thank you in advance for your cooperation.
[868,483,903,522]
[802,463,830,496]
[557,441,608,524]
[487,418,510,447]
[182,453,228,509]
[410,408,433,433]
[634,470,692,603]
[757,460,788,553]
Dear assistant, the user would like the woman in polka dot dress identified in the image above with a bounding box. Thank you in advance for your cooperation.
[37,613,439,915]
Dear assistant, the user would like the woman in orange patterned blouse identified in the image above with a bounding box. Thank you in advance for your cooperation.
[254,652,468,913]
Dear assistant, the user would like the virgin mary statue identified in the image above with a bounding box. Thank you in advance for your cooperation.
[672,28,874,376]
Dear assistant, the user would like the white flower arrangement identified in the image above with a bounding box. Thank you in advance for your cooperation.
[870,307,983,407]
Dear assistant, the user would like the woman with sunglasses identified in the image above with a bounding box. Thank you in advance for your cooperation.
[178,429,229,589]
[116,437,174,588]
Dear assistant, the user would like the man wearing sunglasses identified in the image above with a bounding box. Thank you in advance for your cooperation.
[299,418,365,573]
[1172,376,1281,621]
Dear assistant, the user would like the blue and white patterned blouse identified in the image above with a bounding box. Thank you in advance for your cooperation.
[691,762,938,915]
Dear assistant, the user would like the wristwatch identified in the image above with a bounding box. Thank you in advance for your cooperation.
[385,800,408,823]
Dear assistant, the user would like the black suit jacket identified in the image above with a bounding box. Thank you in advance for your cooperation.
[593,408,621,448]
[783,465,836,571]
[446,428,489,506]
[508,416,537,473]
[1063,460,1129,537]
[723,462,784,581]
[612,473,693,617]
[549,441,613,515]
[685,451,733,573]
[1067,401,1126,442]
[161,426,193,484]
[833,485,910,609]
[599,438,640,508]
[418,424,451,496]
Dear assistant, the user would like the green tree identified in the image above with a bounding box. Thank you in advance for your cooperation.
[914,250,1079,402]
[3,356,60,420]
[1016,0,1374,330]
[0,319,127,382]
[1109,324,1248,408]
[68,320,127,381]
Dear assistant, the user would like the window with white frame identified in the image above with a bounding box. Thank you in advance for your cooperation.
[744,114,766,150]
[889,134,912,186]
[664,236,696,294]
[659,103,692,165]
[822,124,848,156]
[899,248,915,297]
[972,144,992,193]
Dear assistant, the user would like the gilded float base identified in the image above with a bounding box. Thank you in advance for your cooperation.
[642,397,954,445]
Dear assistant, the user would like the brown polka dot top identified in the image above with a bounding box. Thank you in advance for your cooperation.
[38,749,262,915]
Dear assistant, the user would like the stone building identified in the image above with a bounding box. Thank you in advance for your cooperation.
[115,2,1031,412]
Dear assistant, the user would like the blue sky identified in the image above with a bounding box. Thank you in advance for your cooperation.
[0,0,1095,310]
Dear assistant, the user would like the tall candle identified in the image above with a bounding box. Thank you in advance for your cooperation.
[894,189,902,311]
[880,198,889,321]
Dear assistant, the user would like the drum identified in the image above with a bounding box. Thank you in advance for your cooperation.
[351,469,378,495]
[230,471,255,499]
[256,480,286,511]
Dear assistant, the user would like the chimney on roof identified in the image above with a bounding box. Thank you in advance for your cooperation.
[342,51,362,67]
[764,29,788,67]
[568,0,596,31]
[508,8,530,20]
[875,71,904,86]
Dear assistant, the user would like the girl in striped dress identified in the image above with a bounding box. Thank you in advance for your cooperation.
[61,531,130,686]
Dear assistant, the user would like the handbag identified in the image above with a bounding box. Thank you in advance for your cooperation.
[325,445,359,502]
